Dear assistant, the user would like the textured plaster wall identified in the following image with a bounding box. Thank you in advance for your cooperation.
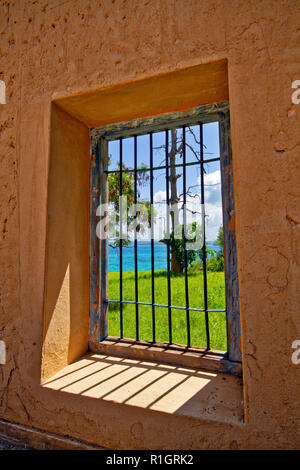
[42,104,90,380]
[0,0,299,449]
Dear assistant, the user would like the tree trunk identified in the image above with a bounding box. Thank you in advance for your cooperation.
[169,129,182,273]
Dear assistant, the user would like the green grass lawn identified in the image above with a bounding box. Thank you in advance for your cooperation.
[108,270,227,351]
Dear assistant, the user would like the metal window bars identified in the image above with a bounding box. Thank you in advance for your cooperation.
[90,102,242,367]
[103,123,225,350]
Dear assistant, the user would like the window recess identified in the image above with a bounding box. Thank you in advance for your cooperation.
[89,101,242,376]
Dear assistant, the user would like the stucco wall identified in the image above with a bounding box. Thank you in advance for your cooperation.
[0,0,299,449]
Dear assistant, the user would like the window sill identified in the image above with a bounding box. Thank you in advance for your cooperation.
[42,351,244,426]
[89,338,242,377]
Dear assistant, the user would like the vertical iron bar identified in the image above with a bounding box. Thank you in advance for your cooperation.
[150,132,156,342]
[200,123,210,349]
[134,135,139,340]
[165,130,172,343]
[99,138,109,341]
[182,126,190,347]
[119,138,123,338]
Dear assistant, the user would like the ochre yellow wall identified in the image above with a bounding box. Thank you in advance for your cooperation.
[42,104,90,380]
[0,0,299,449]
[42,60,229,382]
[54,59,228,127]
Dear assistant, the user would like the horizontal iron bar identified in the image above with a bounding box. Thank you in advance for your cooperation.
[105,299,225,313]
[104,157,220,174]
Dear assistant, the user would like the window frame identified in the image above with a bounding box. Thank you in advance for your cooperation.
[89,101,242,375]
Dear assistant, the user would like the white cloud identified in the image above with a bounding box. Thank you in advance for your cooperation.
[205,202,222,241]
[197,170,223,240]
[202,170,222,205]
[108,169,223,243]
[138,174,223,242]
[151,190,204,241]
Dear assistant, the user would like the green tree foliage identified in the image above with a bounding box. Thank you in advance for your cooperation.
[206,225,224,272]
[216,226,224,255]
[108,161,151,247]
[206,253,224,272]
[205,225,224,271]
[161,222,202,272]
[189,225,225,273]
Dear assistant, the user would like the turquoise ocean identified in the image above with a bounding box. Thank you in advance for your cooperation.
[108,241,219,272]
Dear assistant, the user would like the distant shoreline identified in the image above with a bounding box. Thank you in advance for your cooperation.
[108,240,220,272]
